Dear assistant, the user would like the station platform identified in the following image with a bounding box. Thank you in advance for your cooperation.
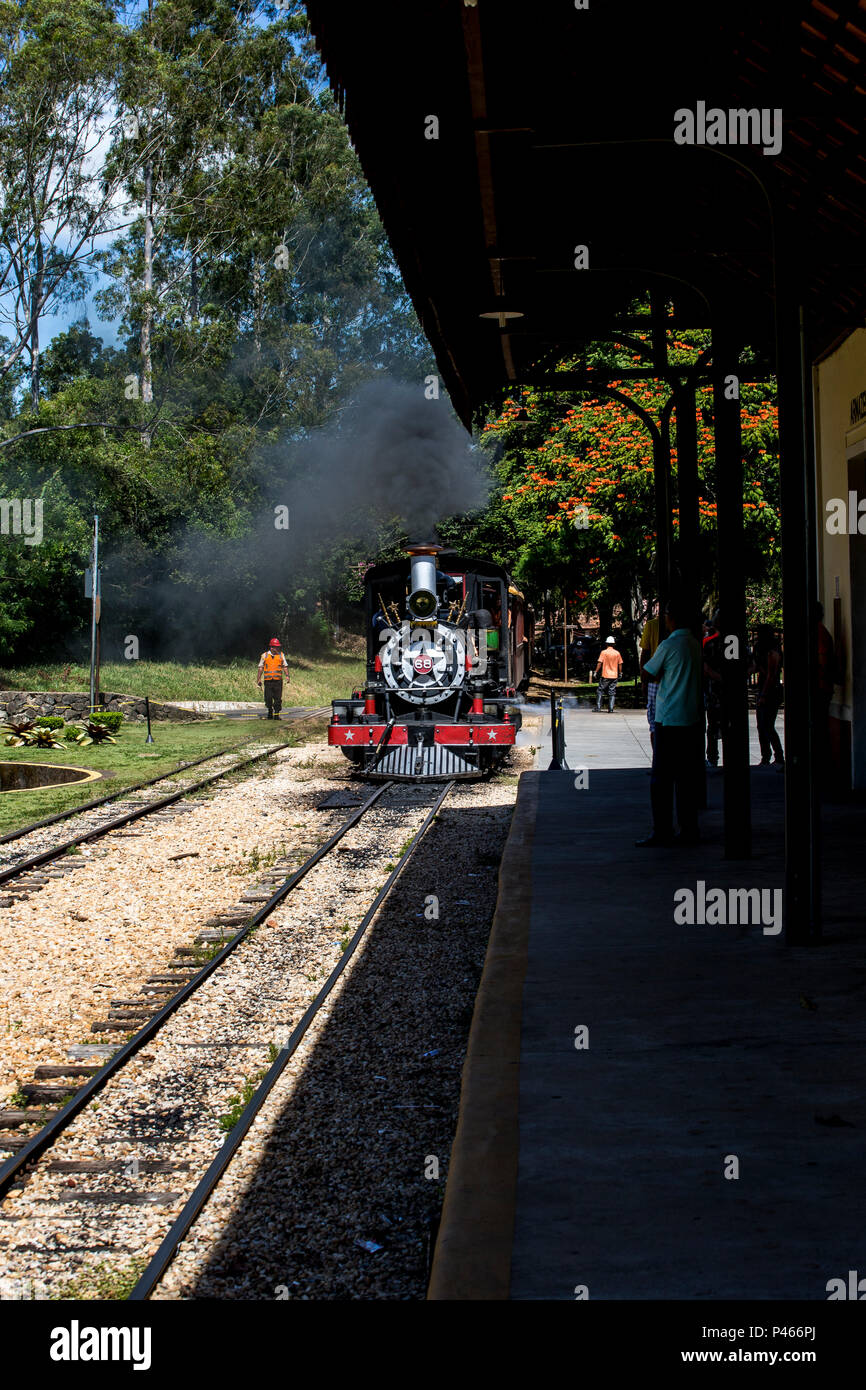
[429,711,866,1300]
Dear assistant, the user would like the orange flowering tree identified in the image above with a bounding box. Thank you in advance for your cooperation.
[468,329,781,633]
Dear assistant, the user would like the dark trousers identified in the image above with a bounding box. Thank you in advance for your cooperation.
[650,722,703,838]
[597,676,617,711]
[756,696,783,763]
[816,689,833,778]
[263,678,283,716]
[705,698,722,766]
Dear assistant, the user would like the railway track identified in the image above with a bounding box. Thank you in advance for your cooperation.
[0,777,454,1300]
[0,710,329,899]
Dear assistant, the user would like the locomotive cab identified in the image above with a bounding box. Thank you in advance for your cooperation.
[328,545,529,780]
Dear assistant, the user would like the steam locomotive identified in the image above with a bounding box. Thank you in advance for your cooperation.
[328,544,532,779]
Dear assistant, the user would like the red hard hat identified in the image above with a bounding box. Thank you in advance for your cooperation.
[269,638,281,648]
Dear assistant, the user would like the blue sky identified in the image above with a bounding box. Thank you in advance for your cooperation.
[41,283,122,353]
[9,2,318,364]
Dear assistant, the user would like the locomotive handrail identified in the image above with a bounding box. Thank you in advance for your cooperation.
[368,714,398,774]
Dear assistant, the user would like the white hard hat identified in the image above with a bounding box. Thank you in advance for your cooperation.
[606,635,615,644]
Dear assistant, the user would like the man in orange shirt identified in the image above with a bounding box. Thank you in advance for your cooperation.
[594,636,623,712]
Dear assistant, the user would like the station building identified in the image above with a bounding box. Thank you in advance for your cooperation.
[305,0,866,1304]
[815,328,866,787]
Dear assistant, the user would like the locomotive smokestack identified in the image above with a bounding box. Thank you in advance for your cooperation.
[406,542,441,620]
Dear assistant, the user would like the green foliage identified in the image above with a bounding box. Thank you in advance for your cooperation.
[50,1257,148,1302]
[35,715,65,728]
[88,710,123,732]
[23,725,66,749]
[0,0,128,407]
[0,1,431,665]
[3,717,37,745]
[2,654,364,704]
[74,719,117,747]
[472,323,782,627]
[217,1074,262,1133]
[1,716,64,747]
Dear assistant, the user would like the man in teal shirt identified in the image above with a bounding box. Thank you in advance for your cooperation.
[636,597,704,847]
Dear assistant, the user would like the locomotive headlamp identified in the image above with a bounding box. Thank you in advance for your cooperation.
[406,543,442,621]
[408,588,437,619]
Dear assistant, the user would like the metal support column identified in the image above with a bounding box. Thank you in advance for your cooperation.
[652,419,673,625]
[674,379,701,619]
[776,292,821,942]
[713,327,751,858]
[801,312,822,937]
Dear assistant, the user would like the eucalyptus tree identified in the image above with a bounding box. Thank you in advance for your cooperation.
[99,0,426,440]
[96,0,277,437]
[0,0,141,409]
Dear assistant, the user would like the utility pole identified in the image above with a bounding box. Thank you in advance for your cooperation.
[88,515,100,712]
[563,597,568,684]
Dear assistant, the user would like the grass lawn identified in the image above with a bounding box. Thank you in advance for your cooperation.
[0,716,321,838]
[0,649,365,706]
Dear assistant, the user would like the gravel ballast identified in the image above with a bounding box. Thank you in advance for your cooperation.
[0,745,333,1101]
[0,741,531,1300]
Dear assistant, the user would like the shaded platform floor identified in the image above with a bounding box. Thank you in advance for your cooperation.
[430,716,866,1301]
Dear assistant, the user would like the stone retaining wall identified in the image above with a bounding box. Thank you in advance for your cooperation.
[0,691,205,724]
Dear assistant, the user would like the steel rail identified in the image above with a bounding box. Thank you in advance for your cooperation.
[0,780,392,1202]
[0,709,329,847]
[0,743,291,888]
[128,778,454,1300]
[0,742,269,846]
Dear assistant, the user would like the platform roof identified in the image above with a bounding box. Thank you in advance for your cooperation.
[306,0,866,426]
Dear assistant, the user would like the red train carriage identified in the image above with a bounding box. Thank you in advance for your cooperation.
[329,544,533,779]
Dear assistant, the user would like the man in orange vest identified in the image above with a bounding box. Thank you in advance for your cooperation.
[257,638,289,719]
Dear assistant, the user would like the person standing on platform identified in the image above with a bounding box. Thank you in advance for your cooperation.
[257,637,289,720]
[813,601,835,771]
[635,596,704,847]
[702,612,723,770]
[640,610,661,750]
[752,625,784,770]
[594,636,623,712]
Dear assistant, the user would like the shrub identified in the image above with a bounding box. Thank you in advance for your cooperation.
[291,612,331,655]
[75,719,117,747]
[88,711,123,733]
[64,726,80,741]
[35,715,65,729]
[3,717,36,746]
[24,727,65,749]
[2,718,65,749]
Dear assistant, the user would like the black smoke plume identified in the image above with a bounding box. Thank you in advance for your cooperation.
[103,379,491,656]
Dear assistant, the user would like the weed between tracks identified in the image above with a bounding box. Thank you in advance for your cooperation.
[218,1068,269,1133]
[189,941,228,966]
[49,1257,149,1301]
[237,842,287,874]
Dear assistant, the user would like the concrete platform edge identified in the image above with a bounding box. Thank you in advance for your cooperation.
[426,770,539,1300]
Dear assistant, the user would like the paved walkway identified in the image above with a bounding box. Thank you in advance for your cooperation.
[521,699,781,771]
[429,714,865,1301]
